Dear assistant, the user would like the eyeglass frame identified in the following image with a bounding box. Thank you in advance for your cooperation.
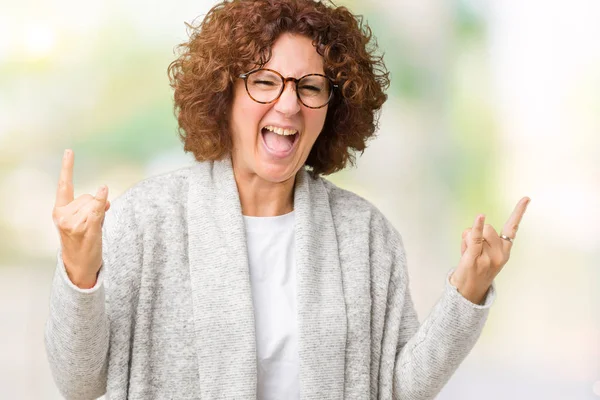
[238,68,339,109]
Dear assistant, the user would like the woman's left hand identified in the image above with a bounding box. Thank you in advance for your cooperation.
[450,197,531,304]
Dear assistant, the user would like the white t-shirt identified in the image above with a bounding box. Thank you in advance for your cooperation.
[243,211,300,400]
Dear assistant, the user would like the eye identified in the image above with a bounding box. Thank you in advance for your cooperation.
[254,80,278,86]
[299,84,322,92]
[298,76,329,97]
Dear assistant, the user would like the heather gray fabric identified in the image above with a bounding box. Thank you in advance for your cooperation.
[45,157,495,400]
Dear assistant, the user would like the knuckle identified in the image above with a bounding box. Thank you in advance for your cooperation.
[71,220,86,235]
[58,180,71,190]
[57,217,71,232]
[491,253,503,266]
[481,253,491,265]
[492,249,509,264]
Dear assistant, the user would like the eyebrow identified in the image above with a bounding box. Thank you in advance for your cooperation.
[260,67,326,77]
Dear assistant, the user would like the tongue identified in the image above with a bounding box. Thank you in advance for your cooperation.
[263,130,294,152]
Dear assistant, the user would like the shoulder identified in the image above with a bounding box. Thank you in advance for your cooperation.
[318,176,410,287]
[121,165,193,206]
[104,164,195,236]
[320,178,373,213]
[319,177,404,249]
[112,165,194,209]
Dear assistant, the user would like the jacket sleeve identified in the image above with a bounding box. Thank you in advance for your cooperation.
[391,242,496,399]
[44,194,128,400]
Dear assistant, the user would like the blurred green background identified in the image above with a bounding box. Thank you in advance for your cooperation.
[0,0,598,398]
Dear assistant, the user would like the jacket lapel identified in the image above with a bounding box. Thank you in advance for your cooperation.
[187,159,347,399]
[187,158,257,399]
[294,170,347,399]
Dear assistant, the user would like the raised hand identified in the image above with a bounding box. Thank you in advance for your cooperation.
[450,197,530,304]
[52,149,111,289]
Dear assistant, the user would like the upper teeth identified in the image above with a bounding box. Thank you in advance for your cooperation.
[264,125,298,136]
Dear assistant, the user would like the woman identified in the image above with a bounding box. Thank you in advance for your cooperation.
[46,0,529,399]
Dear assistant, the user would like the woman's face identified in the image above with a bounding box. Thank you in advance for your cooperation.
[229,33,329,184]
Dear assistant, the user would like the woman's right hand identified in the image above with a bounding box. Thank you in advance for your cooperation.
[52,149,111,289]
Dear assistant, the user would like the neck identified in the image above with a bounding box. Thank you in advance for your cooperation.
[233,167,296,217]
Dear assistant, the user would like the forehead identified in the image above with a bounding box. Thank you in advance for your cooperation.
[263,33,324,76]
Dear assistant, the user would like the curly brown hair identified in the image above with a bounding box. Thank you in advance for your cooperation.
[167,0,389,176]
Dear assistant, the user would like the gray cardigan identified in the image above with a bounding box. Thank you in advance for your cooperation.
[45,157,495,400]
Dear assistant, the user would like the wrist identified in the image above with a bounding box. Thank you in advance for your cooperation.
[457,287,486,305]
[65,268,99,289]
[450,273,487,305]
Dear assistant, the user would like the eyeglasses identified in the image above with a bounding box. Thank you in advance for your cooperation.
[238,68,338,109]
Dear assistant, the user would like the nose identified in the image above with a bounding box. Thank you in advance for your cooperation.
[273,81,301,116]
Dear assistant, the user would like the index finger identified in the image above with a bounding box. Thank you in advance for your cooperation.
[55,149,74,207]
[501,196,530,240]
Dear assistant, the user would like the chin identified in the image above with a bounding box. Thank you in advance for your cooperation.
[257,161,298,184]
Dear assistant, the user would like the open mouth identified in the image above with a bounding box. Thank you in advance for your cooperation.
[261,126,299,155]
